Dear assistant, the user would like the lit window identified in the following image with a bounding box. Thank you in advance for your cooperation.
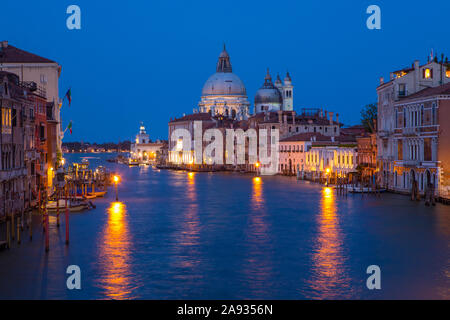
[446,69,450,78]
[423,68,432,79]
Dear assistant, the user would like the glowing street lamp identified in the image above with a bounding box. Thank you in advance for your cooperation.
[113,175,120,201]
[325,168,331,186]
[255,161,261,175]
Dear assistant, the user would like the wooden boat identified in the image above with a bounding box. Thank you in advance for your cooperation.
[46,199,91,212]
[76,193,96,199]
[348,186,386,193]
[92,191,107,197]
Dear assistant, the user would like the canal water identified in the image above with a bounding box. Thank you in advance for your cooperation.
[0,153,449,299]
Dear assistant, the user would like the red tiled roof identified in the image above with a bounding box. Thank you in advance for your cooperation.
[170,113,213,123]
[0,43,56,63]
[280,132,357,144]
[280,132,330,142]
[398,82,450,102]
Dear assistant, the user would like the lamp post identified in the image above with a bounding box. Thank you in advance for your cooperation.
[255,161,260,176]
[325,168,331,186]
[113,175,120,201]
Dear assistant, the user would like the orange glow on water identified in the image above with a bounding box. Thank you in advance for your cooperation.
[308,187,351,298]
[98,202,134,299]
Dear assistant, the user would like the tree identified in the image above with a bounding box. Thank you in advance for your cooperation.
[361,103,377,133]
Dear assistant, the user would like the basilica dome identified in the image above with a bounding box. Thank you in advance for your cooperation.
[202,72,247,96]
[201,46,247,97]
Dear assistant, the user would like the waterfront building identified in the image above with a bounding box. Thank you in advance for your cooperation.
[279,132,358,180]
[256,108,341,140]
[168,113,214,165]
[278,133,315,175]
[0,41,62,160]
[169,45,342,175]
[130,123,167,163]
[196,46,250,120]
[388,82,450,200]
[377,55,450,190]
[356,131,377,182]
[1,72,32,219]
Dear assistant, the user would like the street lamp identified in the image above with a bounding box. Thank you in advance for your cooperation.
[325,168,331,186]
[113,175,120,201]
[255,161,260,176]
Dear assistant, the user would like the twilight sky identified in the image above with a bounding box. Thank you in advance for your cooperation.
[1,0,449,142]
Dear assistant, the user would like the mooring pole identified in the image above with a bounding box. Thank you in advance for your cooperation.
[56,188,60,227]
[45,195,49,252]
[65,187,69,245]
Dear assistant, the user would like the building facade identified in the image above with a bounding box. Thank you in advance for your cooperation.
[0,41,62,159]
[130,123,167,163]
[388,82,450,200]
[377,57,450,190]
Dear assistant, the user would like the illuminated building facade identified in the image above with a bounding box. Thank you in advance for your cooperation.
[130,123,166,163]
[279,132,358,178]
[389,82,450,200]
[377,56,450,190]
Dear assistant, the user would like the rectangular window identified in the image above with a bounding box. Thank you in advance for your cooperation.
[398,83,406,96]
[398,140,403,160]
[423,68,433,79]
[424,138,432,161]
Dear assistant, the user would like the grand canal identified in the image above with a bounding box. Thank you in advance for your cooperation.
[0,153,449,299]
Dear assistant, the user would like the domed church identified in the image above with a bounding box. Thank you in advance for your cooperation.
[197,45,250,120]
[254,69,293,114]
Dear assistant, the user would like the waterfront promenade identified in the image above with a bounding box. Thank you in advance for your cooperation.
[0,153,449,299]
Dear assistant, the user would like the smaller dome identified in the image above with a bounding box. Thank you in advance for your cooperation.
[254,88,282,104]
[254,69,282,104]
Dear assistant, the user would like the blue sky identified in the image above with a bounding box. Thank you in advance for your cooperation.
[1,0,449,142]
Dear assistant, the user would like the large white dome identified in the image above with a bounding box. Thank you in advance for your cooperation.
[201,72,247,96]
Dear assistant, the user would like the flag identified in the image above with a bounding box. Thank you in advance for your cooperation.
[67,121,72,134]
[64,88,72,106]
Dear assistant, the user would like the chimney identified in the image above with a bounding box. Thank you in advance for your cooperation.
[380,77,384,85]
[336,113,339,124]
[329,112,334,125]
[278,110,282,123]
[390,72,394,81]
[414,60,420,70]
[292,111,296,124]
[324,110,328,119]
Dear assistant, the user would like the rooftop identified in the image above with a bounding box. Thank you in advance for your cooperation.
[0,41,56,63]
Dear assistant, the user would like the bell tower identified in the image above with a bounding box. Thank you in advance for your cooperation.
[282,72,293,111]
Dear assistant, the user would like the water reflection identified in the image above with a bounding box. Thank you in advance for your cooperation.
[242,177,273,298]
[98,202,134,299]
[308,187,351,299]
[171,172,201,278]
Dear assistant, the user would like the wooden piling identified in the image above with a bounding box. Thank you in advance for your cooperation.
[6,221,10,249]
[65,188,69,245]
[17,217,20,244]
[11,212,15,240]
[56,189,60,227]
[29,210,32,241]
